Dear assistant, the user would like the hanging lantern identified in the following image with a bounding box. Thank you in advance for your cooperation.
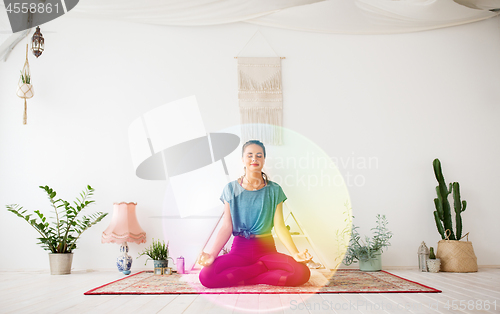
[17,44,34,125]
[31,26,44,58]
[417,241,430,272]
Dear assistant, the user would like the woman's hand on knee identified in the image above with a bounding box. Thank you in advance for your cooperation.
[198,251,215,267]
[292,249,313,263]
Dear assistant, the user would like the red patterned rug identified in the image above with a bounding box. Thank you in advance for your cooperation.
[84,269,440,295]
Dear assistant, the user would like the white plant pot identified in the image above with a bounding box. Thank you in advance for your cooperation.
[49,253,73,275]
[427,258,441,273]
[16,83,34,99]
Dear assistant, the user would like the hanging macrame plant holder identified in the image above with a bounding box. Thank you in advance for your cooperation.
[16,44,34,125]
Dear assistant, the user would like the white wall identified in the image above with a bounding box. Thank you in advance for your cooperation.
[1,14,499,271]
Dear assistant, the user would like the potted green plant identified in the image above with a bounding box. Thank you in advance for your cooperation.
[432,158,477,272]
[19,70,31,84]
[427,247,441,273]
[6,185,108,275]
[343,214,392,271]
[16,70,34,98]
[137,238,174,270]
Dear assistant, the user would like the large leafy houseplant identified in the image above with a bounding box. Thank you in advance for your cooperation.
[343,214,392,267]
[6,185,108,253]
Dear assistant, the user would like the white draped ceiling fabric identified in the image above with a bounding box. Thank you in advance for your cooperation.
[1,0,499,60]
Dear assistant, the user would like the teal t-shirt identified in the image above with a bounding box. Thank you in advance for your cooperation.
[220,180,287,239]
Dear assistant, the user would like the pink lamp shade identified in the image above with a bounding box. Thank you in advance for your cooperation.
[102,202,146,244]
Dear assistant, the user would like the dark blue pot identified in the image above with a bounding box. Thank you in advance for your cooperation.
[153,260,169,268]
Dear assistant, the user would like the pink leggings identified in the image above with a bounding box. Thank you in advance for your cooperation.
[199,235,310,288]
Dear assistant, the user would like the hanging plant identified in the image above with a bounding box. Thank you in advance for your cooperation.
[16,44,34,125]
[20,70,31,84]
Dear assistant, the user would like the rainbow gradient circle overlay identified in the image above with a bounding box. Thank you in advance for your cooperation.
[163,123,351,312]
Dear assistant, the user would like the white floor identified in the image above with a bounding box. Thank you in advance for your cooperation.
[0,268,499,314]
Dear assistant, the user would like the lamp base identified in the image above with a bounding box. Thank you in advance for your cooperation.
[117,242,133,274]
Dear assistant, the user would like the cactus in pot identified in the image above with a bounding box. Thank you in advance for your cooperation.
[427,247,441,273]
[452,182,467,241]
[429,247,436,259]
[432,158,467,240]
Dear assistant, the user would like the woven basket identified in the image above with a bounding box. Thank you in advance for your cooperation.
[436,232,477,272]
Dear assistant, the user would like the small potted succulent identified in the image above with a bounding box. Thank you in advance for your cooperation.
[137,238,174,270]
[427,247,441,273]
[343,214,393,271]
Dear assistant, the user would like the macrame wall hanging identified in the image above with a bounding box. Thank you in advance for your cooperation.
[236,31,285,146]
[16,44,34,125]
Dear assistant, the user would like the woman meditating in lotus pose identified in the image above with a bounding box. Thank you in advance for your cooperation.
[198,139,312,288]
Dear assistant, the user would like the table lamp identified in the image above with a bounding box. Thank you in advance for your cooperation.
[102,202,146,275]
